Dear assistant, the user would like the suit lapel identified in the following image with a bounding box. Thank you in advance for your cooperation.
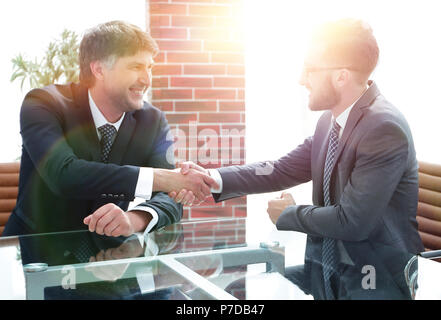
[72,83,101,162]
[328,81,381,178]
[107,112,136,165]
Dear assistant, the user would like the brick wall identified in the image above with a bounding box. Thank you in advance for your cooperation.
[147,0,246,220]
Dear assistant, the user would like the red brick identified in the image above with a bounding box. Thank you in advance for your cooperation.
[233,207,247,217]
[153,89,192,99]
[217,148,245,160]
[184,64,226,75]
[153,64,182,75]
[152,100,174,112]
[221,124,245,132]
[172,16,214,27]
[214,229,237,238]
[241,113,245,123]
[211,53,244,63]
[195,89,235,99]
[150,3,187,15]
[227,64,245,75]
[214,77,245,87]
[189,4,231,16]
[194,230,215,237]
[156,40,202,51]
[237,89,244,99]
[205,41,243,52]
[171,77,212,87]
[229,196,247,205]
[151,27,187,39]
[152,77,169,88]
[165,113,198,124]
[150,15,170,27]
[178,124,221,135]
[175,101,217,112]
[168,52,210,63]
[190,207,233,218]
[190,28,231,41]
[219,101,245,111]
[199,112,241,123]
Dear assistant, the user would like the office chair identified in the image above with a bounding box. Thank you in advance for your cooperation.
[0,162,20,236]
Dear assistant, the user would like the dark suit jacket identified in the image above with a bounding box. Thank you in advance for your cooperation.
[214,81,424,263]
[5,82,182,235]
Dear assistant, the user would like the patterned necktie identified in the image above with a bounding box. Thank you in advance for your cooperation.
[98,124,117,163]
[322,119,340,300]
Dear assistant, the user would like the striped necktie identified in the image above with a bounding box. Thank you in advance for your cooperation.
[322,119,340,299]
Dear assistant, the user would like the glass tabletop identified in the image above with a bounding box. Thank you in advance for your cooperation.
[1,217,441,300]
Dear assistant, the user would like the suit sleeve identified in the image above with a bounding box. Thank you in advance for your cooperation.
[276,120,409,242]
[214,136,313,202]
[132,113,183,231]
[20,89,139,201]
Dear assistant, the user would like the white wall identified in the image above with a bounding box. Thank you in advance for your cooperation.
[244,0,441,256]
[0,0,145,162]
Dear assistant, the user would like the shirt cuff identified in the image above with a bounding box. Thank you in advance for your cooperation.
[135,167,153,200]
[208,169,223,193]
[131,205,159,236]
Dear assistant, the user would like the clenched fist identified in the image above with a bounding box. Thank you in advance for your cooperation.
[267,192,296,225]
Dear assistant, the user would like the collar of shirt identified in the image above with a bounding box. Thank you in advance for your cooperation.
[333,86,369,137]
[88,90,125,139]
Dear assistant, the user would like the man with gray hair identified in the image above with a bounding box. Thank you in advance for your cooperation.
[3,20,217,238]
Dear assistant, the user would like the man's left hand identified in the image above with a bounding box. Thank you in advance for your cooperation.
[267,192,296,225]
[84,203,149,237]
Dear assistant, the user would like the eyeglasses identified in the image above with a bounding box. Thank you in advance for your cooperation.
[303,66,357,75]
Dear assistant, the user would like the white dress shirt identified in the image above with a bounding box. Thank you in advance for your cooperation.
[88,91,158,234]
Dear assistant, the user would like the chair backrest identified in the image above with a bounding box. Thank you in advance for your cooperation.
[0,162,20,236]
[417,161,441,253]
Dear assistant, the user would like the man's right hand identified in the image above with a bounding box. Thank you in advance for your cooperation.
[153,164,218,205]
[168,162,210,206]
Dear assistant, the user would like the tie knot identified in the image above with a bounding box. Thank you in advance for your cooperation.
[332,119,340,131]
[98,124,117,140]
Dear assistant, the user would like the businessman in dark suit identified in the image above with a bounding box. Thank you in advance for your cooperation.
[171,19,424,299]
[3,21,216,238]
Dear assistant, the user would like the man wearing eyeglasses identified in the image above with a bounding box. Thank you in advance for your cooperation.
[170,19,424,299]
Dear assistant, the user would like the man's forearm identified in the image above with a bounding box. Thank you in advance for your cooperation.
[152,168,177,193]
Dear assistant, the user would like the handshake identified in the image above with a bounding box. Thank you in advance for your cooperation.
[153,162,217,206]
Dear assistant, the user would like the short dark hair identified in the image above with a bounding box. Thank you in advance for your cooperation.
[79,20,159,87]
[312,19,379,81]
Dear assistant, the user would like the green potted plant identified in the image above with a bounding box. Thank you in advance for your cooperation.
[10,29,80,90]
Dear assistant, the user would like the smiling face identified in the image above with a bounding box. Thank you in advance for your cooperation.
[100,50,153,113]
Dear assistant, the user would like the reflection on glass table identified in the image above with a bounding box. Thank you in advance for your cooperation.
[2,217,441,300]
[1,218,289,300]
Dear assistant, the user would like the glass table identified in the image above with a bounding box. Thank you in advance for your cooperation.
[1,217,441,300]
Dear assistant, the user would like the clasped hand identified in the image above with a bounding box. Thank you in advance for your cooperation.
[167,162,216,206]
